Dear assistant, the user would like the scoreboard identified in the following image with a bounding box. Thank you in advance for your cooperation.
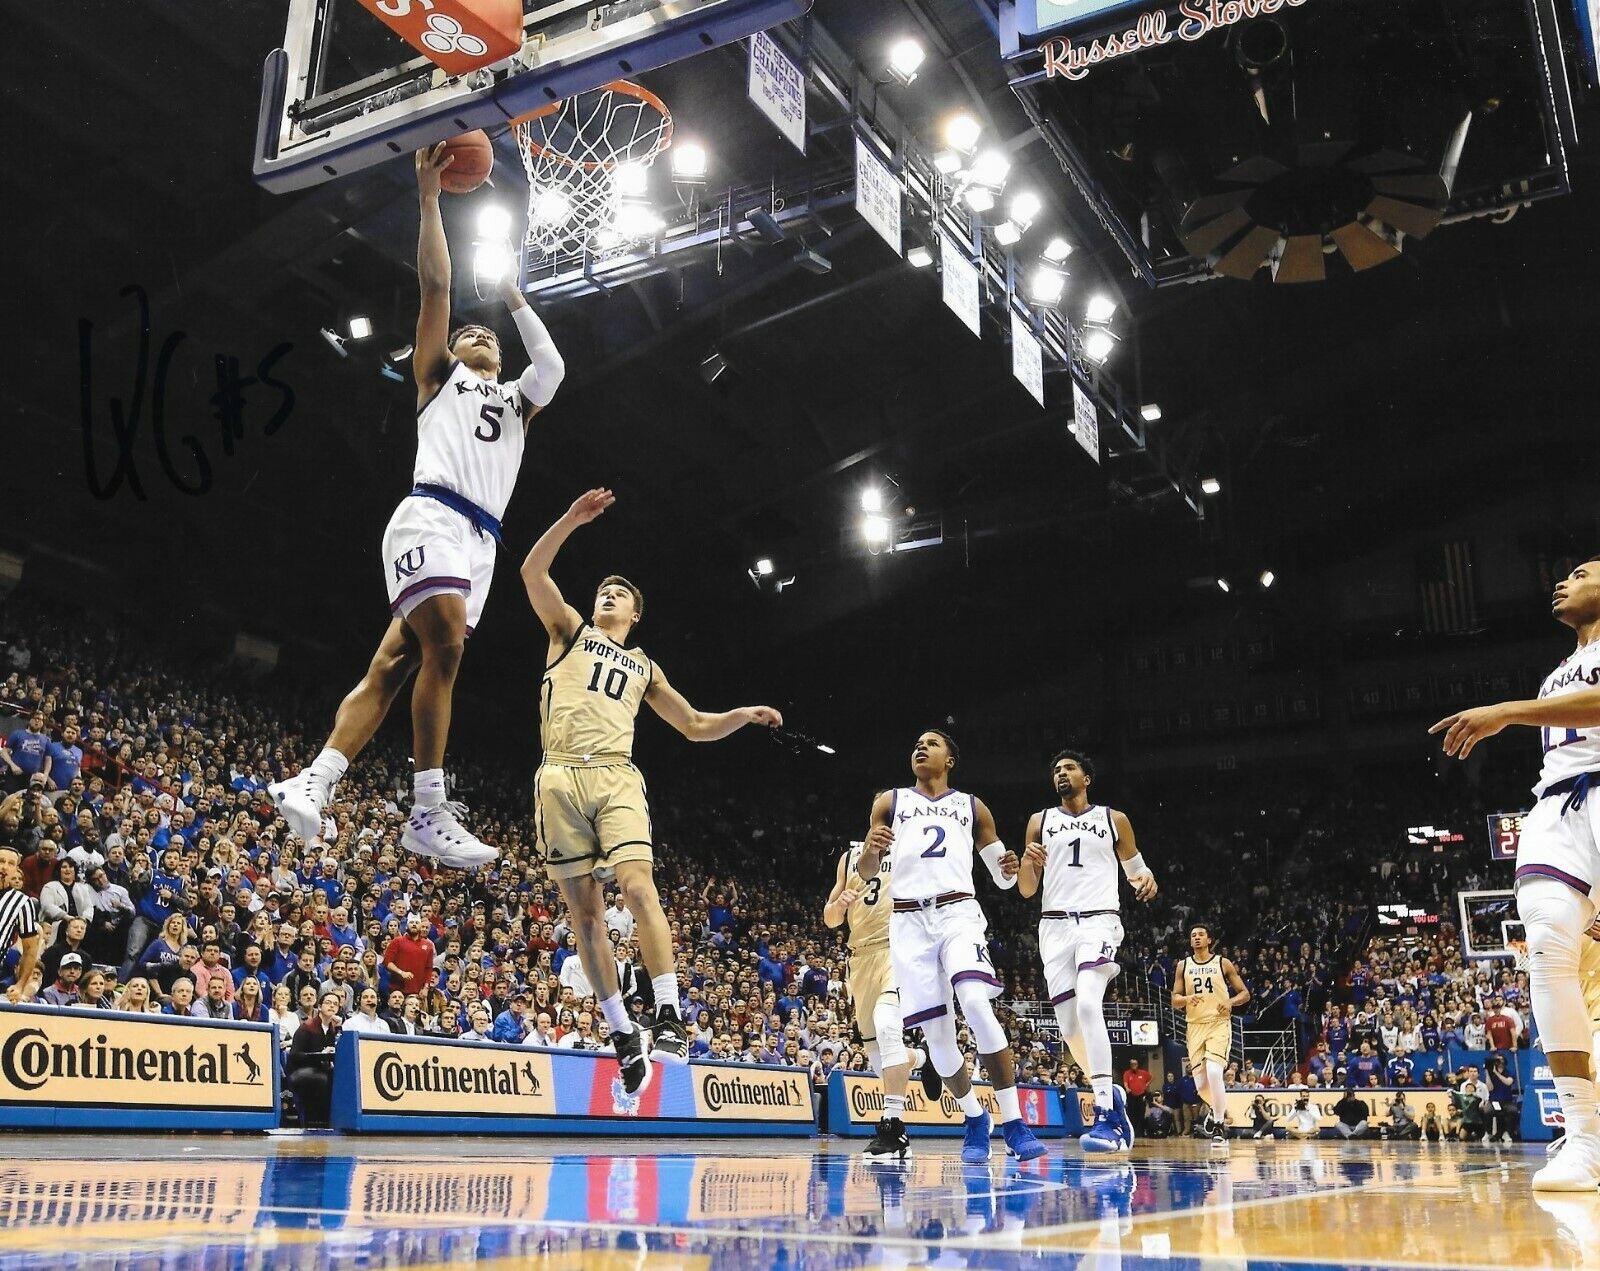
[1486,812,1525,863]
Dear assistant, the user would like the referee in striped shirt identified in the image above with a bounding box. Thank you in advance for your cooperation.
[0,848,42,1002]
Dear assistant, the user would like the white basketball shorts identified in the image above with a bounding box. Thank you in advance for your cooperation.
[381,494,497,634]
[1515,789,1600,903]
[1040,911,1124,1008]
[891,898,1003,1028]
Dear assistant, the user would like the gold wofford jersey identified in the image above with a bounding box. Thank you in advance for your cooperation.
[844,843,891,951]
[540,623,653,763]
[1181,955,1230,1023]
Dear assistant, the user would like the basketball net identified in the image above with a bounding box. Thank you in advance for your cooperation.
[512,81,672,261]
[1507,935,1530,974]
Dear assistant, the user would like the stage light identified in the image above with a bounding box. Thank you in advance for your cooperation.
[348,315,372,340]
[993,221,1021,246]
[755,558,774,577]
[1260,569,1275,589]
[533,188,571,225]
[472,241,510,282]
[933,150,963,175]
[1030,267,1066,303]
[614,163,651,198]
[860,487,884,513]
[1201,477,1222,495]
[476,205,513,238]
[863,514,891,546]
[1085,293,1118,324]
[971,149,1010,189]
[816,744,836,755]
[1141,403,1162,422]
[699,350,728,384]
[963,187,995,213]
[387,343,413,362]
[1083,328,1115,363]
[1217,577,1232,593]
[943,112,982,154]
[671,142,708,181]
[320,327,348,358]
[1009,190,1042,226]
[594,226,622,250]
[907,245,933,268]
[1043,236,1074,263]
[888,38,925,85]
[613,202,662,237]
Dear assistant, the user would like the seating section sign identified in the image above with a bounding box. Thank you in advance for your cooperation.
[336,1032,814,1134]
[0,1005,278,1130]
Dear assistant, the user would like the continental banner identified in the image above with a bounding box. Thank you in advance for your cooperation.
[0,1003,279,1130]
[826,1069,1069,1137]
[1222,1086,1413,1132]
[334,1032,814,1136]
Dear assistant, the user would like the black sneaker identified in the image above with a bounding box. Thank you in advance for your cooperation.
[612,1023,652,1096]
[649,1007,690,1065]
[864,1116,912,1160]
[919,1060,944,1103]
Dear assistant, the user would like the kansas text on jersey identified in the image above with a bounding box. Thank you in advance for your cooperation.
[415,359,527,523]
[1535,639,1600,797]
[888,788,978,902]
[1038,804,1121,913]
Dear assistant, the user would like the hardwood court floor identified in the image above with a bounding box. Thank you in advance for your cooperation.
[0,1134,1592,1269]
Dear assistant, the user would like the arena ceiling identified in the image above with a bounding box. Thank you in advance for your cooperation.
[7,1,1600,716]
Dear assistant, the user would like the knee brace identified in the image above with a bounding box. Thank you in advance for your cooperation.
[1522,876,1597,1053]
[874,998,909,1070]
[921,1009,963,1078]
[955,981,1009,1055]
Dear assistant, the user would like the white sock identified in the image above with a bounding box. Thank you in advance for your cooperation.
[884,1093,907,1118]
[652,973,679,1017]
[957,1090,983,1118]
[1555,1076,1600,1138]
[995,1084,1021,1124]
[307,747,348,787]
[413,768,446,810]
[599,992,633,1035]
[1092,1074,1114,1109]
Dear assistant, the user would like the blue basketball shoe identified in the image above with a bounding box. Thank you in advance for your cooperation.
[1002,1118,1049,1161]
[961,1111,993,1163]
[1080,1104,1128,1154]
[1109,1084,1136,1149]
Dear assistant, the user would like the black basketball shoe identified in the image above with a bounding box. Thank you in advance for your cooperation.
[864,1116,912,1160]
[649,1006,690,1065]
[919,1059,944,1103]
[612,1022,652,1096]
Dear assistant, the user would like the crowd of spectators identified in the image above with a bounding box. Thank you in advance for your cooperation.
[0,594,1549,1133]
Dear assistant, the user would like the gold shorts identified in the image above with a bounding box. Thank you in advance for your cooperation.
[1583,935,1600,1028]
[847,945,896,1039]
[1186,1018,1232,1068]
[534,761,654,882]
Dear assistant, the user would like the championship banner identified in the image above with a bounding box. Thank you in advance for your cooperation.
[0,1003,278,1130]
[826,1068,1071,1137]
[855,133,903,257]
[1011,310,1045,408]
[333,1032,814,1135]
[748,30,807,153]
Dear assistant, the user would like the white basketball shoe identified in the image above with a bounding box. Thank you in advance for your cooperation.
[268,771,331,844]
[1533,1131,1600,1191]
[402,800,497,869]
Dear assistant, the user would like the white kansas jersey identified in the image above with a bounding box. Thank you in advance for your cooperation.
[888,787,978,902]
[1535,639,1600,797]
[1039,804,1121,913]
[414,359,527,522]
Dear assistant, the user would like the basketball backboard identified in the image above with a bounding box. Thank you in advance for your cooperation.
[253,0,810,193]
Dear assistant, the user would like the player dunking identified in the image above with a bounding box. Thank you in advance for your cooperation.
[270,143,566,868]
[522,488,782,1093]
[857,730,1047,1164]
[1431,556,1600,1188]
[822,830,929,1159]
[1017,750,1156,1153]
[1172,923,1248,1150]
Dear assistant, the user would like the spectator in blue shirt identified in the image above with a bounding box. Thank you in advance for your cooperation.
[4,712,51,782]
[490,992,530,1043]
[1347,1041,1384,1088]
[43,724,84,791]
[232,942,271,996]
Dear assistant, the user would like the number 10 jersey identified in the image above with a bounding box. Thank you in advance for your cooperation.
[888,787,978,902]
[541,624,654,765]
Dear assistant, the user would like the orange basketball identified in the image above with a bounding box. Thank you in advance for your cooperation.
[439,130,493,194]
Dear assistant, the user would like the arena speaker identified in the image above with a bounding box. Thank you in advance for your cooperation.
[232,633,280,678]
[1151,6,1474,282]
